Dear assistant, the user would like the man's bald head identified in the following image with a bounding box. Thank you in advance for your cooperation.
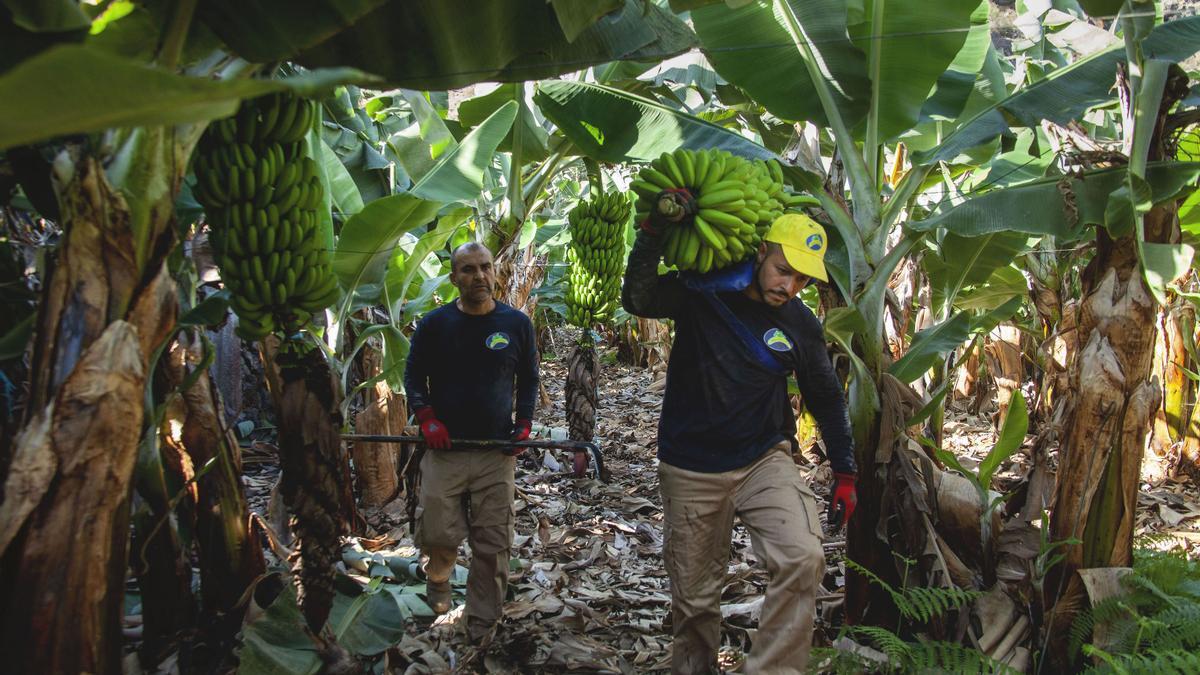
[451,241,493,273]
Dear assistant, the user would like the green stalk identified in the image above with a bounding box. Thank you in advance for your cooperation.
[864,0,887,184]
[774,0,879,233]
[157,0,198,71]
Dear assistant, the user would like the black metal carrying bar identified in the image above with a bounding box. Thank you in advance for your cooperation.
[341,434,605,481]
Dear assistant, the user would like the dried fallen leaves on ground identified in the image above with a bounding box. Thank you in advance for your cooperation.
[231,346,1200,674]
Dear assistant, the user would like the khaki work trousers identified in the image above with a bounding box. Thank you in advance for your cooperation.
[658,442,825,674]
[414,448,515,640]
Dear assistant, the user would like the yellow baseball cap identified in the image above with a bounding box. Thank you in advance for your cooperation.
[763,213,829,282]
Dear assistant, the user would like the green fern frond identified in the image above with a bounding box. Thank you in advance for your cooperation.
[1143,599,1200,650]
[1083,649,1200,674]
[844,558,980,624]
[848,625,913,663]
[908,638,1018,674]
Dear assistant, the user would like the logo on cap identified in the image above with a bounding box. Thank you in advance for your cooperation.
[806,233,824,251]
[763,328,793,352]
[486,332,510,350]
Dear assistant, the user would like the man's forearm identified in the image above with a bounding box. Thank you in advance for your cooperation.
[621,233,683,318]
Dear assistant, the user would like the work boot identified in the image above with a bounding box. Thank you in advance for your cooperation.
[426,580,452,614]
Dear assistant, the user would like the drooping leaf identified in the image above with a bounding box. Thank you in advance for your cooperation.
[1143,242,1195,297]
[4,0,89,32]
[909,162,1200,238]
[0,45,372,150]
[319,138,364,216]
[458,83,549,162]
[923,231,1030,310]
[534,80,778,163]
[691,0,870,128]
[293,0,696,90]
[384,208,473,314]
[956,267,1028,312]
[550,0,624,42]
[969,295,1025,335]
[196,0,387,64]
[409,101,517,203]
[849,0,982,141]
[0,314,33,361]
[914,16,1200,164]
[889,311,973,383]
[918,1,994,123]
[178,291,231,327]
[978,390,1028,491]
[332,194,442,305]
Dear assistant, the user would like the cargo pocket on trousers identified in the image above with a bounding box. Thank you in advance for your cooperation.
[794,480,823,540]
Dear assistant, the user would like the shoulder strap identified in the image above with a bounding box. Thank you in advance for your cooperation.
[697,291,790,376]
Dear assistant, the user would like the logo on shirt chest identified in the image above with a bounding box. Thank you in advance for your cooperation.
[763,328,793,352]
[485,332,511,350]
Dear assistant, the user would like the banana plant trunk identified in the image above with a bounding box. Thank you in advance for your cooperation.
[1044,64,1187,664]
[565,340,599,475]
[0,142,182,674]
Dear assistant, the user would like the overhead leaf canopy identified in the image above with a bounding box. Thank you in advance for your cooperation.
[534,80,778,163]
[288,0,697,90]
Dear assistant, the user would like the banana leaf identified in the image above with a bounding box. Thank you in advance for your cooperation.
[923,231,1030,310]
[846,0,982,141]
[889,311,972,384]
[332,194,442,305]
[384,208,473,317]
[291,0,696,90]
[914,15,1200,165]
[909,162,1200,239]
[408,101,517,204]
[533,80,778,163]
[691,0,869,129]
[0,45,371,150]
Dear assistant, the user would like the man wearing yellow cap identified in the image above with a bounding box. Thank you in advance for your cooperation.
[623,210,857,673]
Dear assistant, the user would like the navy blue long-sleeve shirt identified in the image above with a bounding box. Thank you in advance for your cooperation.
[404,301,539,441]
[621,232,856,474]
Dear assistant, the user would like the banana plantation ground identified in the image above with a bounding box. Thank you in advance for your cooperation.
[149,336,1197,675]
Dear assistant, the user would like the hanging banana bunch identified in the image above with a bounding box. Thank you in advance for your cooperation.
[192,91,340,341]
[564,191,630,328]
[628,148,812,274]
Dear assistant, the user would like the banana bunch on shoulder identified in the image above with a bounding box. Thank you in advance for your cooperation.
[192,91,340,341]
[565,191,629,328]
[628,148,813,273]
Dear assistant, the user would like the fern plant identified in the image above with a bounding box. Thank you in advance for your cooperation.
[1070,546,1200,673]
[808,560,1010,673]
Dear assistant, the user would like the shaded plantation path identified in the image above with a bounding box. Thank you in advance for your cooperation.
[389,347,857,674]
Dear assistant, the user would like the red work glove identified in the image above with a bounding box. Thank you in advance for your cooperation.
[828,473,857,529]
[415,406,451,450]
[505,419,532,456]
[639,188,697,235]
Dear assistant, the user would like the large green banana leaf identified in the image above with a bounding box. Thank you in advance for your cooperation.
[384,208,473,316]
[915,15,1200,165]
[847,0,982,141]
[0,45,369,150]
[533,81,778,163]
[923,231,1030,310]
[289,0,695,90]
[408,101,518,204]
[889,312,972,383]
[195,0,385,64]
[332,194,442,305]
[458,84,550,163]
[691,0,869,130]
[909,162,1200,238]
[917,1,996,124]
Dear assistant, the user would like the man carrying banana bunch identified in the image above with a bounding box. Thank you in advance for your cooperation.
[623,207,857,673]
[404,242,539,643]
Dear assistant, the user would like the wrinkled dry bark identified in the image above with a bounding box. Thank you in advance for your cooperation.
[276,344,355,631]
[496,237,546,315]
[1044,68,1188,667]
[352,342,405,507]
[565,343,599,442]
[164,332,266,658]
[0,144,181,674]
[616,316,672,373]
[0,322,150,673]
[1148,298,1190,481]
[985,325,1024,429]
